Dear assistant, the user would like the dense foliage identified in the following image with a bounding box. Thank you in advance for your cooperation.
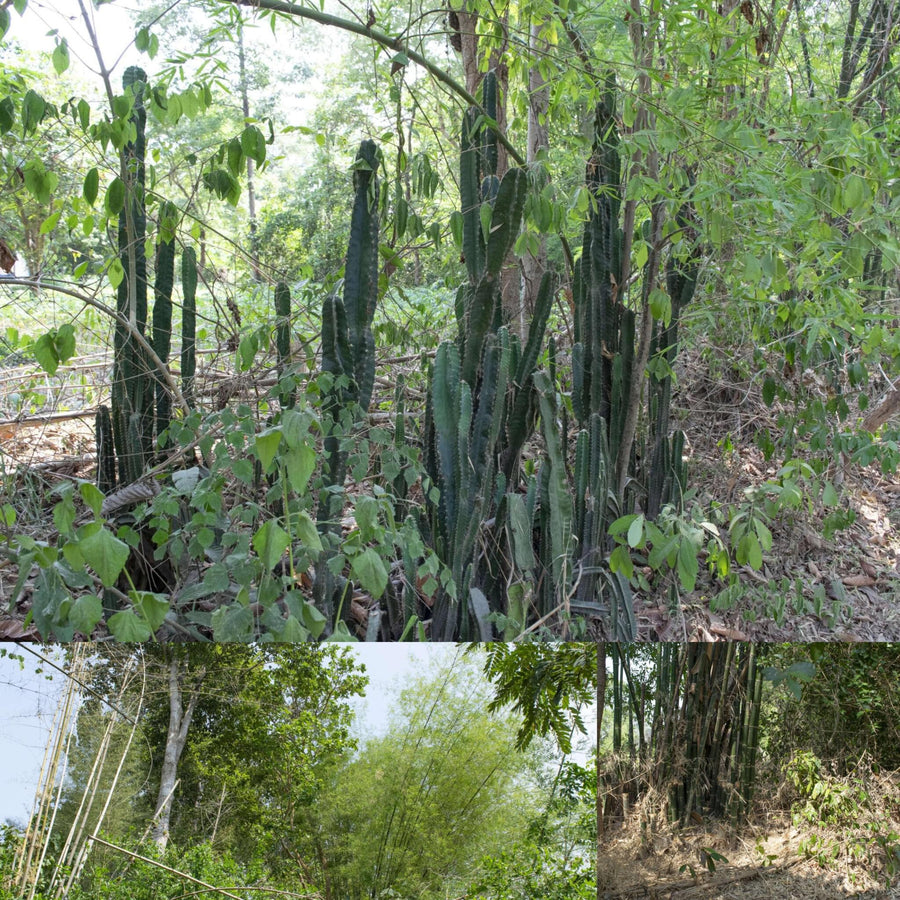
[2,0,900,638]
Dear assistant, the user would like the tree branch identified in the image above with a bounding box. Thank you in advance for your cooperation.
[225,0,525,165]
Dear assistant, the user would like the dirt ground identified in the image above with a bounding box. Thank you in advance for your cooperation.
[597,812,898,899]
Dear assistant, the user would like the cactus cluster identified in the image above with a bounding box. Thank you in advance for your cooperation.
[314,139,381,620]
[96,67,197,492]
[425,71,556,639]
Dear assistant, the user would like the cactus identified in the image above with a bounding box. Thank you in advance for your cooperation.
[313,140,381,625]
[151,201,176,444]
[99,68,196,492]
[274,280,295,408]
[425,84,557,637]
[181,246,197,407]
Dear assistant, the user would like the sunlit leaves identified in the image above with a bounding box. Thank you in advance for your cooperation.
[23,157,58,204]
[51,38,69,74]
[33,324,75,375]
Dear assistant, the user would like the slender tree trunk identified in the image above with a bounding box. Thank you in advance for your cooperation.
[150,651,206,850]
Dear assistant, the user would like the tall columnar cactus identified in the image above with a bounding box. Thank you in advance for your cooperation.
[274,280,295,408]
[314,140,381,620]
[181,246,197,408]
[646,199,699,517]
[425,74,556,638]
[110,65,150,485]
[96,69,195,491]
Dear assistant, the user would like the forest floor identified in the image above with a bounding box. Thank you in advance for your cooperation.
[598,807,899,899]
[2,332,900,640]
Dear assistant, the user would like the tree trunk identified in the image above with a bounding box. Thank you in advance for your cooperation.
[150,650,206,850]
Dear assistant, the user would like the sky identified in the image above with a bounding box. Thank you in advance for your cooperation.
[0,643,596,828]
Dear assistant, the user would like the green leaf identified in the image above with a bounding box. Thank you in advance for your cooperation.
[350,547,388,599]
[240,125,266,165]
[131,591,168,632]
[211,603,254,641]
[39,210,60,235]
[823,480,839,507]
[69,594,103,636]
[449,210,463,248]
[135,25,150,52]
[53,492,76,535]
[676,538,699,592]
[325,619,359,642]
[254,427,282,473]
[354,496,379,541]
[32,332,60,375]
[22,89,45,134]
[284,444,315,494]
[762,377,776,406]
[648,288,671,325]
[13,0,27,15]
[0,97,14,133]
[0,9,10,41]
[23,158,58,204]
[56,323,75,362]
[105,176,125,215]
[294,510,322,553]
[627,514,645,549]
[83,167,99,205]
[108,258,125,290]
[609,544,634,579]
[77,523,130,586]
[107,610,152,641]
[51,39,69,74]
[238,330,258,370]
[253,519,290,570]
[301,600,327,638]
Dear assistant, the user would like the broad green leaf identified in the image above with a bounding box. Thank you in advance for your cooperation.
[107,258,125,290]
[0,97,14,133]
[253,519,290,570]
[78,523,130,586]
[105,176,125,215]
[39,210,60,235]
[211,603,254,641]
[300,600,327,638]
[627,514,645,549]
[238,330,258,370]
[676,538,699,592]
[23,158,58,204]
[51,39,69,74]
[449,210,463,248]
[83,167,99,205]
[350,547,388,599]
[275,614,308,642]
[56,323,75,362]
[762,377,776,406]
[325,619,359,642]
[294,510,322,553]
[354,496,379,541]
[648,288,671,325]
[609,544,634,579]
[69,594,103,636]
[254,427,282,473]
[135,25,150,51]
[131,591,168,632]
[284,445,315,494]
[0,9,10,41]
[822,480,839,507]
[108,610,152,641]
[52,491,76,535]
[22,89,45,134]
